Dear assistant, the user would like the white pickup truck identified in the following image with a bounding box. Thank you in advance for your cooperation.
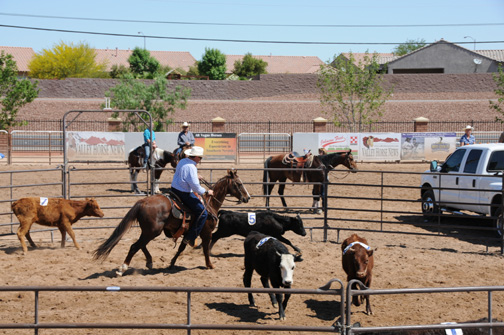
[420,143,504,233]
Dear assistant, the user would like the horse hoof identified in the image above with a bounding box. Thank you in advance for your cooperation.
[206,264,215,269]
[115,271,123,277]
[280,316,286,321]
[272,303,278,308]
[146,262,153,270]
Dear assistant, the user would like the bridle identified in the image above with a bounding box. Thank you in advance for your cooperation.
[199,175,249,204]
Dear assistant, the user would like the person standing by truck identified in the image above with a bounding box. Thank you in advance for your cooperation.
[459,125,475,146]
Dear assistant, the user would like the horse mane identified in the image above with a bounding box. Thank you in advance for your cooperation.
[317,152,344,169]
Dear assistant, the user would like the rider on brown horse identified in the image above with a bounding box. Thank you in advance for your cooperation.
[175,121,195,156]
[170,146,213,247]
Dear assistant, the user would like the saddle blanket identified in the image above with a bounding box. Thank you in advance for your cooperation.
[256,236,276,249]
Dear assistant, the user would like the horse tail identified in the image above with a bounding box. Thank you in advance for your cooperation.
[263,156,273,196]
[92,201,142,261]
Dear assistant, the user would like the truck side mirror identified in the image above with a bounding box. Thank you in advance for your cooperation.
[430,161,438,172]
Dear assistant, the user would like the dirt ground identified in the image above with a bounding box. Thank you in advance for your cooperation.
[0,161,503,335]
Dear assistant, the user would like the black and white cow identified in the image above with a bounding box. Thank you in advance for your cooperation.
[243,231,300,320]
[212,210,306,257]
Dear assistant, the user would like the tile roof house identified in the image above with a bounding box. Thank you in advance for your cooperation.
[94,48,196,72]
[0,46,36,76]
[225,55,324,74]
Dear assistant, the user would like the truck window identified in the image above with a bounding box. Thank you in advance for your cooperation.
[463,149,483,174]
[441,148,466,172]
[487,151,504,172]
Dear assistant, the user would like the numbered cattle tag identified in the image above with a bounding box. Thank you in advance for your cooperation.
[248,213,256,225]
[40,197,49,206]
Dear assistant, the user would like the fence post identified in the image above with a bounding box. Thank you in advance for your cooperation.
[211,117,226,132]
[413,117,429,132]
[313,117,328,133]
[7,130,12,165]
[323,166,329,242]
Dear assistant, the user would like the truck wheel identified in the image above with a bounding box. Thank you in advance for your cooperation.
[495,207,503,237]
[421,189,438,219]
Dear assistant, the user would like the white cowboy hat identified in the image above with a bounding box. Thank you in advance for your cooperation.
[181,121,190,127]
[185,146,204,157]
[465,125,473,130]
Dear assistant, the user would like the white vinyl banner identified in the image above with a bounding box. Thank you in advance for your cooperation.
[359,133,401,161]
[66,132,125,161]
[318,133,360,160]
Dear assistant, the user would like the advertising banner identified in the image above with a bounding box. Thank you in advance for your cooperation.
[67,132,125,161]
[318,133,360,159]
[359,133,401,161]
[400,133,456,161]
[194,133,237,161]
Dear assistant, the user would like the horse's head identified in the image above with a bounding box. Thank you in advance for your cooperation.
[225,169,251,204]
[336,149,358,172]
[164,150,179,169]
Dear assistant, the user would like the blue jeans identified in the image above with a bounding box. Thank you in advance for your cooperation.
[143,143,150,167]
[171,188,208,242]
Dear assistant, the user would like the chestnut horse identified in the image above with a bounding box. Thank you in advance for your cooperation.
[263,150,358,213]
[93,169,250,275]
[128,147,178,194]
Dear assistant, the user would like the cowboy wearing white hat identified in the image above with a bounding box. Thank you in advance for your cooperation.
[460,125,475,146]
[170,146,213,247]
[176,121,195,155]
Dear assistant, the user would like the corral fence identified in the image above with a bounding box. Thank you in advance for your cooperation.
[1,165,503,254]
[1,280,503,335]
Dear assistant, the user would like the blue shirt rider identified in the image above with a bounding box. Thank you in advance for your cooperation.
[459,125,475,146]
[170,146,213,247]
[143,128,156,168]
[176,122,195,155]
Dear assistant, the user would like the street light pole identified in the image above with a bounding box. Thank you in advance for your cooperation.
[138,31,146,50]
[464,36,476,50]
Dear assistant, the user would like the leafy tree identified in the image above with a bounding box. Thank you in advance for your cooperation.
[198,48,227,80]
[110,64,130,78]
[0,52,39,130]
[392,38,427,56]
[128,47,160,78]
[29,41,107,79]
[317,51,393,132]
[105,73,191,131]
[490,65,504,122]
[233,53,268,77]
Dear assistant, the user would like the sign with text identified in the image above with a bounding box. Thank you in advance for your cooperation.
[401,133,456,161]
[318,133,359,159]
[359,133,401,161]
[194,133,237,161]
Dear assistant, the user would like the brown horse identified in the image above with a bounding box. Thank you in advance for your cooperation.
[93,169,250,276]
[173,144,191,161]
[128,147,178,194]
[263,150,358,213]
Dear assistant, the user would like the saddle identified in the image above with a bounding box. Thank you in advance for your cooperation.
[164,191,192,242]
[282,151,314,181]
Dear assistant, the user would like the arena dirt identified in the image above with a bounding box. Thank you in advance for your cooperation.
[0,162,503,335]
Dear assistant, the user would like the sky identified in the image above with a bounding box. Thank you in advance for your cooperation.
[1,0,504,62]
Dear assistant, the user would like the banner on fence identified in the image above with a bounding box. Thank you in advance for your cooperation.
[194,133,237,161]
[67,132,125,161]
[359,133,401,161]
[401,132,456,161]
[318,133,360,159]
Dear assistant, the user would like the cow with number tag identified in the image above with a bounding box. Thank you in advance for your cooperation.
[211,210,306,259]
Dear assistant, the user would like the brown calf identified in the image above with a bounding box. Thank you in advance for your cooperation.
[342,234,375,315]
[11,197,104,254]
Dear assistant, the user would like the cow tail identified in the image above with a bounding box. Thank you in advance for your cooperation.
[263,156,272,196]
[92,201,141,261]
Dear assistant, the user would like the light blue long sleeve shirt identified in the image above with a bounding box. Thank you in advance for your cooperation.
[171,158,206,195]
